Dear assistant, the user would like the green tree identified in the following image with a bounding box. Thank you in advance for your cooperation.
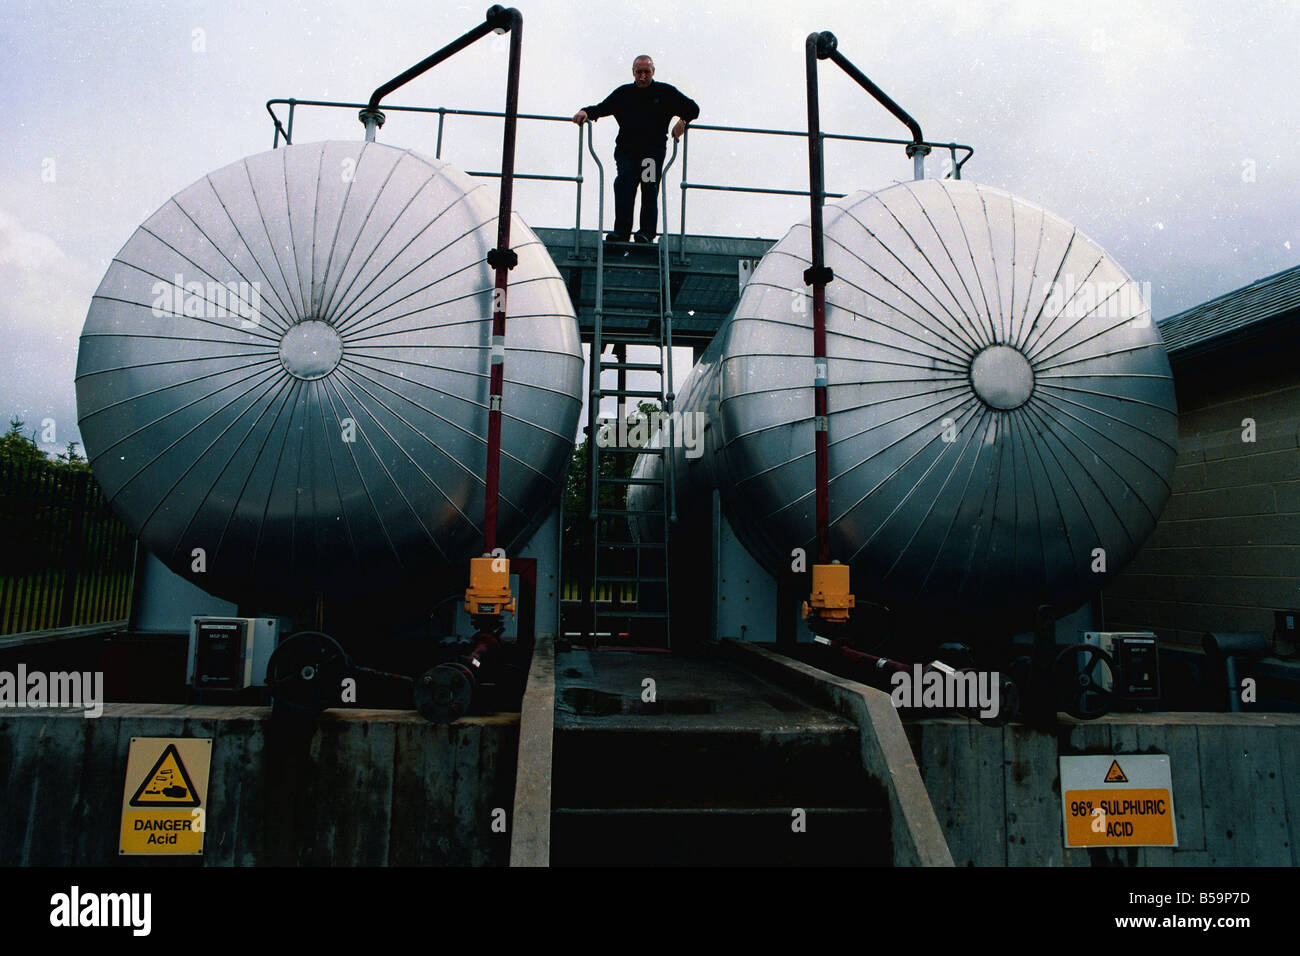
[0,420,91,472]
[0,419,49,467]
[564,401,662,521]
[54,441,90,472]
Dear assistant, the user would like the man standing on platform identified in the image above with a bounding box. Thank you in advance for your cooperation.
[573,55,699,243]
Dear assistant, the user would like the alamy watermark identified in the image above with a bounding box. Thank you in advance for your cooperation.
[50,886,150,936]
[594,408,705,459]
[0,665,103,718]
[151,274,263,328]
[1040,276,1152,327]
[889,662,1000,720]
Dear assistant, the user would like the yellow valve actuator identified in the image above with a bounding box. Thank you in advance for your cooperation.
[464,556,515,617]
[802,562,855,624]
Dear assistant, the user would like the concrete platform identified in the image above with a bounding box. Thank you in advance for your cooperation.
[538,643,954,866]
[549,647,891,864]
[554,647,853,734]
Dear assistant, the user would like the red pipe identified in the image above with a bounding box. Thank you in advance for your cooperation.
[805,33,834,566]
[482,7,523,554]
[813,284,830,565]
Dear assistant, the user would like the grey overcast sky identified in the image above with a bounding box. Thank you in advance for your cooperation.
[2,0,1298,454]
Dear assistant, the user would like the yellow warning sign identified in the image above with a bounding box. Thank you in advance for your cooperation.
[1059,755,1177,848]
[130,744,201,806]
[119,737,211,855]
[1064,789,1176,845]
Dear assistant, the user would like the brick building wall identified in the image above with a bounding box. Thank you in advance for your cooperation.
[1102,331,1300,645]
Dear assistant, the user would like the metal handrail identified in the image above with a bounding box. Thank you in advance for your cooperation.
[673,121,972,257]
[584,121,604,521]
[267,98,590,256]
[263,99,974,258]
[659,139,679,524]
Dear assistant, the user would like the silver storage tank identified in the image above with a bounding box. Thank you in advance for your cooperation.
[76,141,583,609]
[637,178,1178,621]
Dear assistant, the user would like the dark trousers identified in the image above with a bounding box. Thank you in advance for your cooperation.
[612,149,666,238]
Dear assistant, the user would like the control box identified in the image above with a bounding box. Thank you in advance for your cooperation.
[187,617,280,690]
[1083,630,1160,701]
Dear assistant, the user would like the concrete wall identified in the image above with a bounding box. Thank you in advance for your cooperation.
[1103,345,1300,644]
[0,705,519,866]
[723,640,954,867]
[905,713,1300,866]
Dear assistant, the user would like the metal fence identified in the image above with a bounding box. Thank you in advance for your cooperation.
[0,461,135,636]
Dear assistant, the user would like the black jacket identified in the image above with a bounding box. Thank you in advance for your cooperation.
[583,81,700,156]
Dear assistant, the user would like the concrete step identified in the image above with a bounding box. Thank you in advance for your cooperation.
[548,650,893,864]
[550,805,891,866]
[552,722,881,810]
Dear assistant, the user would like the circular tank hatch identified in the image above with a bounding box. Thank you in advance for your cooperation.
[278,320,343,380]
[970,344,1034,410]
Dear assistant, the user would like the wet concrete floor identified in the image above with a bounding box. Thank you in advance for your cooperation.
[554,645,853,733]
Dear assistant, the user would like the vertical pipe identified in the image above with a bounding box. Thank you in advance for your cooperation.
[573,124,583,256]
[907,141,931,181]
[805,33,831,566]
[586,123,606,523]
[660,139,678,522]
[1225,656,1240,713]
[584,122,605,642]
[436,108,446,158]
[482,8,523,555]
[678,130,689,260]
[286,100,296,146]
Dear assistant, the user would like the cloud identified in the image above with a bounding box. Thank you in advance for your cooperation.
[0,206,98,452]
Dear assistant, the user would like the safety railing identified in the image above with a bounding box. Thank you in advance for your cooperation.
[264,97,974,263]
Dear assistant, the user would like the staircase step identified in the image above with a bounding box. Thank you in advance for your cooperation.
[601,306,660,318]
[552,724,878,810]
[596,388,663,399]
[597,245,660,255]
[598,476,663,485]
[600,362,664,372]
[596,575,667,583]
[602,283,660,293]
[549,805,890,867]
[594,445,663,455]
[595,338,665,348]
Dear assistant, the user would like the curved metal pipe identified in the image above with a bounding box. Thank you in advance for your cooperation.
[824,45,924,145]
[483,5,524,555]
[805,33,832,566]
[351,5,527,555]
[365,6,512,111]
[810,30,931,180]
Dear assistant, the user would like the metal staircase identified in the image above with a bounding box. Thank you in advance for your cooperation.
[583,126,677,650]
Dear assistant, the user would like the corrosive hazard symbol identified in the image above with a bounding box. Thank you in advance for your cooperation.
[1060,755,1177,848]
[119,737,212,856]
[130,744,200,806]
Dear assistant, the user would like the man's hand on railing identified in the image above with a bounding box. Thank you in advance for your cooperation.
[671,119,687,140]
[572,110,589,124]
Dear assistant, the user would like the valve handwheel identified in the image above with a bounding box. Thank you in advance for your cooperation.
[1052,643,1116,720]
[266,630,353,712]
